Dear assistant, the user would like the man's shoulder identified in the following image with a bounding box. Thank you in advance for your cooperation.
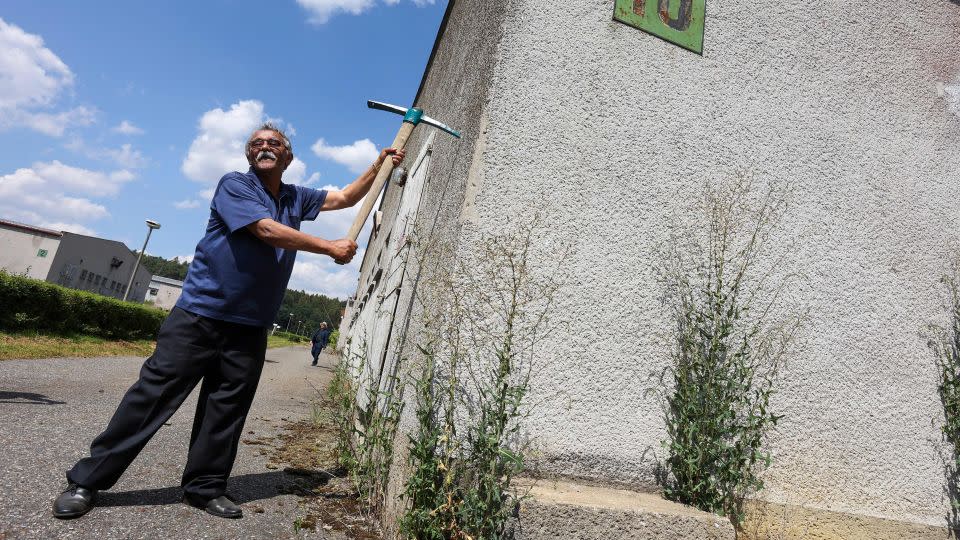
[219,170,257,185]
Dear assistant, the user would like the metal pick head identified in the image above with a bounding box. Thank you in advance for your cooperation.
[367,100,461,139]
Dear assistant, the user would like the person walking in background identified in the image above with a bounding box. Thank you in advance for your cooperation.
[311,322,332,366]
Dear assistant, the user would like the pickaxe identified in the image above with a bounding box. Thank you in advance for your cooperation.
[346,100,461,241]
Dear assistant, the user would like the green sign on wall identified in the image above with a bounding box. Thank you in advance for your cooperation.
[614,0,706,54]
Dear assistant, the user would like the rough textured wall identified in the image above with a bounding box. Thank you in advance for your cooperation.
[448,0,960,528]
[339,0,514,532]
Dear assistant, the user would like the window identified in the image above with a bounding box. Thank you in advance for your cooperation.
[80,269,88,280]
[94,275,101,286]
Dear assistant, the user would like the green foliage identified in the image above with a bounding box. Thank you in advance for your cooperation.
[328,329,339,350]
[328,343,404,514]
[398,348,458,539]
[0,271,165,340]
[656,179,800,524]
[136,251,190,281]
[927,256,960,528]
[272,330,309,343]
[399,223,564,540]
[277,288,345,337]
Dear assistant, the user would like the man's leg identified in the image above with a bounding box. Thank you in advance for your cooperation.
[66,307,216,490]
[181,320,268,504]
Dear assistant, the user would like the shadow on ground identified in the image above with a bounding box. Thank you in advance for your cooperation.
[0,391,66,405]
[97,469,332,508]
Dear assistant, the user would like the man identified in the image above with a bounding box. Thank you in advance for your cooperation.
[310,322,333,366]
[52,123,404,520]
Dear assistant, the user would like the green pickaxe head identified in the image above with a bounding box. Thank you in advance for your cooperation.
[368,100,461,139]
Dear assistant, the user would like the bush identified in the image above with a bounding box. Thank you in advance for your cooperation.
[655,178,802,524]
[399,222,566,540]
[0,271,165,340]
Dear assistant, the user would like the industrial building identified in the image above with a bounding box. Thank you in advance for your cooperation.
[0,219,152,302]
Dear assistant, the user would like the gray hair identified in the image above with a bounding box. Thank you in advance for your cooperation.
[249,122,292,152]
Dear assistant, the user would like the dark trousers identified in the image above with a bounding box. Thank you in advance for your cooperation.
[67,307,268,499]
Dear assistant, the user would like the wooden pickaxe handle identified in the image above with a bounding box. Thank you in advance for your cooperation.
[346,121,416,241]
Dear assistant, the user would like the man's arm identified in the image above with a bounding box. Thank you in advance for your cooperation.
[321,147,406,211]
[246,219,357,263]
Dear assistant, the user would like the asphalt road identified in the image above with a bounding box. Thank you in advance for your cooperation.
[0,345,340,540]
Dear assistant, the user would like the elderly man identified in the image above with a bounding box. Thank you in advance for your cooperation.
[53,123,403,520]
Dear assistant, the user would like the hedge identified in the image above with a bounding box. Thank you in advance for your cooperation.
[0,271,166,340]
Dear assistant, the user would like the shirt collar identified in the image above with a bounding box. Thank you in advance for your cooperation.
[246,168,295,201]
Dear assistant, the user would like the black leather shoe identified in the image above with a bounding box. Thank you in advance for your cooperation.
[184,493,242,519]
[52,483,97,519]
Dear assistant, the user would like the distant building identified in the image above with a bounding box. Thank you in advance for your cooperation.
[0,220,62,280]
[0,219,152,302]
[145,275,183,310]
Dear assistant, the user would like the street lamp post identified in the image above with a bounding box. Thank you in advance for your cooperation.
[123,219,161,302]
[285,313,294,333]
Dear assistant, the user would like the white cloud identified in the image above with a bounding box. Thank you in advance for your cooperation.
[296,0,376,24]
[199,187,216,200]
[296,0,435,24]
[311,138,378,174]
[0,161,135,231]
[174,199,201,209]
[5,106,96,137]
[0,18,96,136]
[181,99,314,186]
[112,120,144,135]
[42,221,96,236]
[289,248,366,299]
[0,18,72,109]
[68,138,149,169]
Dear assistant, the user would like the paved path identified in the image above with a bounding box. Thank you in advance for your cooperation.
[0,346,340,540]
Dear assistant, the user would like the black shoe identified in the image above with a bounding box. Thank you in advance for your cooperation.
[311,361,317,366]
[184,493,242,519]
[52,483,97,519]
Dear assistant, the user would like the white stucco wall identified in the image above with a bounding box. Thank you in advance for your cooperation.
[0,223,61,280]
[403,0,960,528]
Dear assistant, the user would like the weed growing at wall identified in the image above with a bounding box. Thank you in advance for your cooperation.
[398,223,565,540]
[927,255,960,531]
[327,340,404,516]
[655,178,802,524]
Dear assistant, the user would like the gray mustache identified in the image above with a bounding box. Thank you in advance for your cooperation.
[256,150,277,161]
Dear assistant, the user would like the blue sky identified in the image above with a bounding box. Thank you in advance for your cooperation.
[0,0,447,298]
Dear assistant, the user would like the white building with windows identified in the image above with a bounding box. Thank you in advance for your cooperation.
[145,275,183,311]
[0,219,152,302]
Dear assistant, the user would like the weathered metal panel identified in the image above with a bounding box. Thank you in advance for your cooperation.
[613,0,706,54]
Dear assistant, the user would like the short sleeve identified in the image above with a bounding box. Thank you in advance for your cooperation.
[299,186,329,221]
[211,173,273,233]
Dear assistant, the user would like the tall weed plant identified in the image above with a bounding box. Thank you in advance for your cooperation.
[328,340,404,515]
[399,222,565,540]
[656,177,802,524]
[926,254,960,531]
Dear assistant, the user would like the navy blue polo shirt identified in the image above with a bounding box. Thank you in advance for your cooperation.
[176,169,327,327]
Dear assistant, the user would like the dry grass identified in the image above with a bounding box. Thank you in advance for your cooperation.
[0,331,155,360]
[255,401,383,539]
[1,329,306,361]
